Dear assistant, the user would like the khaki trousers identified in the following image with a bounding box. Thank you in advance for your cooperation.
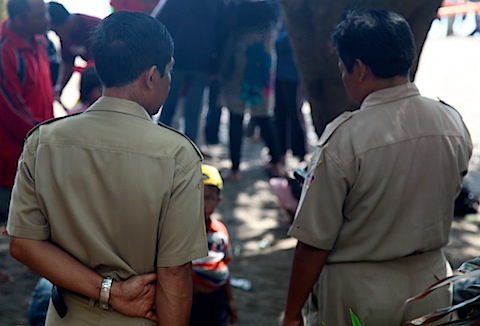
[45,290,156,326]
[307,250,452,326]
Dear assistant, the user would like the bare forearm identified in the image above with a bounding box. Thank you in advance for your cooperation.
[54,62,74,95]
[10,236,158,320]
[156,263,193,325]
[9,237,103,299]
[284,241,330,320]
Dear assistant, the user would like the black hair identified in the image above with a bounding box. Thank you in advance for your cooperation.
[79,67,101,102]
[7,0,30,19]
[331,8,416,79]
[47,2,70,26]
[91,11,174,88]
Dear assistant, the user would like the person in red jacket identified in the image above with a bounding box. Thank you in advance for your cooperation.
[0,0,53,282]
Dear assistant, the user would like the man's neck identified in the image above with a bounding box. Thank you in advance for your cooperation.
[8,21,34,44]
[364,75,410,100]
[103,87,137,102]
[103,86,155,116]
[376,75,410,89]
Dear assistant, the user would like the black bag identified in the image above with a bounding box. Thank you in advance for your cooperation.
[454,185,479,217]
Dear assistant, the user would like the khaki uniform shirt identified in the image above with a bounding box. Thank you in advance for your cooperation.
[288,83,472,325]
[289,83,472,262]
[8,96,207,279]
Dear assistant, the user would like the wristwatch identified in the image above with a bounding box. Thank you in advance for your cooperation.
[99,276,113,310]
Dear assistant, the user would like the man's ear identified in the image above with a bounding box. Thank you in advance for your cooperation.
[145,65,158,89]
[355,59,370,82]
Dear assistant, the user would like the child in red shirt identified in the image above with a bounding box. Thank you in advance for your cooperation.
[190,164,239,325]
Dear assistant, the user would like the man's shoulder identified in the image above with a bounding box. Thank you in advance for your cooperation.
[157,122,204,160]
[26,115,78,138]
[0,33,15,58]
[318,111,354,146]
[0,31,47,73]
[0,26,19,52]
[0,19,9,40]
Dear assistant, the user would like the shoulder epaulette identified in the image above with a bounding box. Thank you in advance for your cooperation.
[157,121,204,160]
[437,97,455,109]
[437,97,466,130]
[317,111,353,146]
[26,114,80,138]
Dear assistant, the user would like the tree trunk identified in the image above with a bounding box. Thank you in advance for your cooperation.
[280,0,443,136]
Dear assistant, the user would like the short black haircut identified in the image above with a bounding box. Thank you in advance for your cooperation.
[91,11,174,88]
[331,8,416,79]
[47,2,70,26]
[7,0,30,19]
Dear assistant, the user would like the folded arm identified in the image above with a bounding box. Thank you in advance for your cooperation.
[9,237,157,320]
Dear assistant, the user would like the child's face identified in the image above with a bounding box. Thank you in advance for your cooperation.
[204,186,221,221]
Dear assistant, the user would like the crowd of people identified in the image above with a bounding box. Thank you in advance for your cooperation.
[0,0,310,239]
[154,0,308,181]
[0,0,475,326]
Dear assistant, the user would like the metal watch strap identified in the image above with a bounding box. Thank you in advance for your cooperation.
[99,276,113,310]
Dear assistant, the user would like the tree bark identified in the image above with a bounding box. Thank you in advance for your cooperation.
[280,0,443,136]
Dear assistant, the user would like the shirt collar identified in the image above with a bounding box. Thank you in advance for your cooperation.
[360,82,420,110]
[0,19,43,51]
[87,96,154,122]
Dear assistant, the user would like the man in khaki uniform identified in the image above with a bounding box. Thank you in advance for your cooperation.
[282,9,473,326]
[8,11,207,325]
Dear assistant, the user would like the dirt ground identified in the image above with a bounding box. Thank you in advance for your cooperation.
[2,34,480,325]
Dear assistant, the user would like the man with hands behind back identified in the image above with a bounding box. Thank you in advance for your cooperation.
[8,11,207,325]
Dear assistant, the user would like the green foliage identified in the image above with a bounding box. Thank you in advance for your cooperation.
[322,310,362,326]
[406,257,480,325]
[350,309,362,326]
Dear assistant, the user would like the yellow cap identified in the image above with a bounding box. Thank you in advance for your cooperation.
[201,164,223,190]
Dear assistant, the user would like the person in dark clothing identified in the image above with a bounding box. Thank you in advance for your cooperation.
[217,0,284,180]
[47,2,101,99]
[274,23,308,163]
[156,0,223,143]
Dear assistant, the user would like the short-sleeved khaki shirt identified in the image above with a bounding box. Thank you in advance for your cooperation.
[289,83,472,263]
[8,97,207,280]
